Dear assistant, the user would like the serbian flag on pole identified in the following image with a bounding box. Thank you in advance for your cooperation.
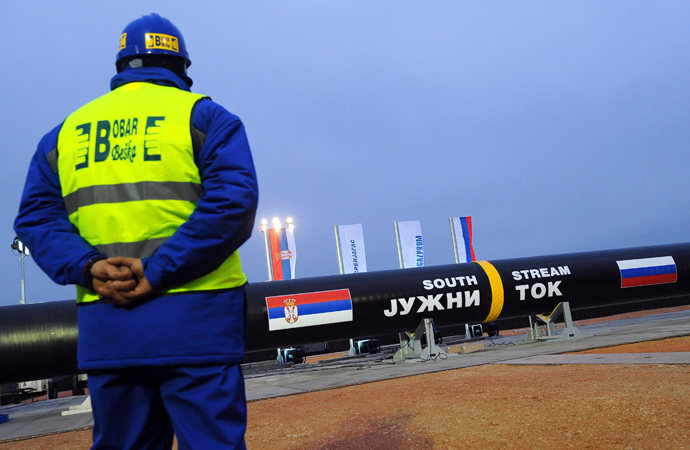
[268,227,296,280]
[450,217,476,263]
[616,256,677,288]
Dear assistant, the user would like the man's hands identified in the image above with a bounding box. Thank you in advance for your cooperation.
[91,257,154,306]
[91,259,136,305]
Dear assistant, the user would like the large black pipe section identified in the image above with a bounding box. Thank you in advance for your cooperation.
[245,242,690,349]
[2,242,690,384]
[0,300,79,384]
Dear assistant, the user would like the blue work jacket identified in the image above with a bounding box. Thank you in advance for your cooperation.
[15,67,259,369]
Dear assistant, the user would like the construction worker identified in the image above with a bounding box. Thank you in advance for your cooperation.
[14,13,258,449]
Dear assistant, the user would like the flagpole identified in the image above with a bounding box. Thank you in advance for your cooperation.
[260,219,273,281]
[334,225,345,275]
[393,221,404,269]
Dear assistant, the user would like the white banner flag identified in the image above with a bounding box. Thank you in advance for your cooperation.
[335,224,367,274]
[395,220,424,268]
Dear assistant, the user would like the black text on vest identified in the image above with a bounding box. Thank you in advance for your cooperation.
[73,116,166,170]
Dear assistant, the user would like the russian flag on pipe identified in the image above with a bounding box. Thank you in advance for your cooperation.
[266,289,353,331]
[450,217,476,263]
[268,227,296,280]
[616,256,677,288]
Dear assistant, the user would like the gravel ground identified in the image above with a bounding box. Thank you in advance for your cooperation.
[2,324,688,449]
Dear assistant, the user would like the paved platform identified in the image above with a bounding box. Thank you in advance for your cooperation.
[1,307,689,443]
[0,396,92,443]
[243,307,690,400]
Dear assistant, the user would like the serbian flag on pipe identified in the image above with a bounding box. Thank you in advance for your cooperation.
[450,217,476,263]
[268,227,296,280]
[616,256,677,288]
[266,289,353,331]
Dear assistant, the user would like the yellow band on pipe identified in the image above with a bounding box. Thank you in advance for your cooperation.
[476,260,504,322]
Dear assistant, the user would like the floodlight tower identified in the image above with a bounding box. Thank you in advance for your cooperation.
[10,237,30,304]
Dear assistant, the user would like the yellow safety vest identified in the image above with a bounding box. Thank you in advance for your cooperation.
[57,82,247,303]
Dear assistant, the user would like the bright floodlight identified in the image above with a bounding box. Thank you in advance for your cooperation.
[11,237,29,256]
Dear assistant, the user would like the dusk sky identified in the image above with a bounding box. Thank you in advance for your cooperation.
[2,2,689,307]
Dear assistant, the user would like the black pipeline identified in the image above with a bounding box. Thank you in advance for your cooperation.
[2,242,689,384]
[245,242,690,350]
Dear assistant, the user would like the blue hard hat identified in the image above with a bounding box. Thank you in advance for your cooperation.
[116,13,191,69]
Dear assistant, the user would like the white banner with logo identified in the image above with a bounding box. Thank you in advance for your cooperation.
[335,224,367,274]
[395,220,423,268]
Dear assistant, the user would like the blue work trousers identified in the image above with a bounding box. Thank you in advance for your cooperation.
[87,364,247,450]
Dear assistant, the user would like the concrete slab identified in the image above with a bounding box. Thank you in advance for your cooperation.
[243,308,690,401]
[0,396,92,442]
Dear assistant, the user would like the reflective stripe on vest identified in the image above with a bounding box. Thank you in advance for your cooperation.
[57,82,247,303]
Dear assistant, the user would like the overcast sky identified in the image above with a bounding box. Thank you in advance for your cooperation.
[2,2,689,307]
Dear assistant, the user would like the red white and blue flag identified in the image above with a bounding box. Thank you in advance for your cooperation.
[616,256,677,288]
[268,227,296,280]
[266,289,353,331]
[450,216,476,263]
